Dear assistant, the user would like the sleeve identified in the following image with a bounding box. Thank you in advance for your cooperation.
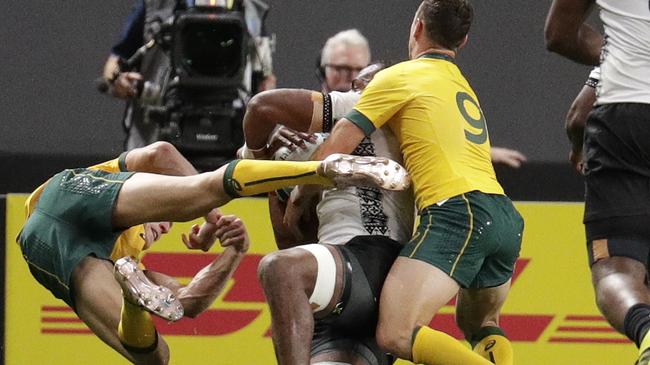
[110,0,146,59]
[344,67,412,136]
[329,91,361,121]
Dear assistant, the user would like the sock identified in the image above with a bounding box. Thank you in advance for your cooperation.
[118,299,158,352]
[412,326,493,365]
[223,159,332,198]
[470,326,513,365]
[624,304,650,349]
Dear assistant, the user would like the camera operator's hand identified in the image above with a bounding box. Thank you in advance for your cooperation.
[110,72,142,99]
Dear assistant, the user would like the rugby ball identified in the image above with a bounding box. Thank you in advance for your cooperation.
[273,132,329,161]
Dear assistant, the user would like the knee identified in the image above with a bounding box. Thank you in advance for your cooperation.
[136,141,182,170]
[257,250,302,289]
[375,323,414,359]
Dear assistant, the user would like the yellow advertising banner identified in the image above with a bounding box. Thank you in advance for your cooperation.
[4,194,637,364]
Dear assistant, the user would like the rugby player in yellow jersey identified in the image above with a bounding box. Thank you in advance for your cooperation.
[17,141,409,364]
[288,1,524,364]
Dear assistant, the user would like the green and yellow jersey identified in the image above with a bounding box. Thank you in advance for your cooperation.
[23,153,146,261]
[346,53,504,210]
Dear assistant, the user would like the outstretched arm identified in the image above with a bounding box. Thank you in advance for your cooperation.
[490,147,527,168]
[544,0,601,65]
[146,210,250,318]
[242,89,321,155]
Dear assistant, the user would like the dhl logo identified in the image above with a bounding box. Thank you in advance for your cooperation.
[39,253,630,344]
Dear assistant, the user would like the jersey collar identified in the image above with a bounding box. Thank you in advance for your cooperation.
[419,53,455,63]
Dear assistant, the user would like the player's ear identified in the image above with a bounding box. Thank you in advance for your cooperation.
[458,34,469,50]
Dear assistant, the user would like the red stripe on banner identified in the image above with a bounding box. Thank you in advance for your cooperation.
[430,313,553,341]
[557,326,616,333]
[41,306,73,312]
[142,253,266,302]
[42,328,92,334]
[41,317,82,323]
[549,337,630,344]
[565,315,606,321]
[153,309,261,336]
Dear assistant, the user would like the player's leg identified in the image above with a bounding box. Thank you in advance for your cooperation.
[310,236,400,365]
[377,193,513,365]
[588,238,650,361]
[71,256,170,365]
[455,194,523,365]
[259,236,398,365]
[258,244,344,365]
[376,257,492,364]
[582,104,650,364]
[113,156,409,228]
[456,282,513,365]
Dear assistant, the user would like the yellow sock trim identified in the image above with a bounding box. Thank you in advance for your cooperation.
[412,326,494,365]
[224,160,331,197]
[118,299,157,349]
[473,334,513,365]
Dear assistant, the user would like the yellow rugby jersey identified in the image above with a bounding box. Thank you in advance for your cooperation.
[346,53,504,210]
[23,152,146,260]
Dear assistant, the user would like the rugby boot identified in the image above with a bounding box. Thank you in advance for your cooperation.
[319,153,411,191]
[114,256,184,322]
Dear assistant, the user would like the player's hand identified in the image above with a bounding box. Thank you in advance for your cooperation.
[491,147,527,168]
[569,149,585,175]
[110,72,143,99]
[268,125,317,155]
[213,214,250,253]
[182,208,222,252]
[284,185,320,240]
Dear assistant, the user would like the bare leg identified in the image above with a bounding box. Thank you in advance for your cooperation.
[71,257,169,365]
[113,168,229,228]
[592,256,650,333]
[456,281,511,337]
[258,245,345,365]
[456,281,513,364]
[376,257,459,360]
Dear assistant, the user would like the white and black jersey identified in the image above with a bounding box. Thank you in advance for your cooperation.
[276,91,415,245]
[596,0,650,104]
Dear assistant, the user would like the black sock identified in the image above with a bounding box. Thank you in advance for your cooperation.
[469,326,506,348]
[624,304,650,347]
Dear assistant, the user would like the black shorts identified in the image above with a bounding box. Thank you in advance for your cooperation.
[583,103,650,241]
[311,235,401,365]
[587,236,650,267]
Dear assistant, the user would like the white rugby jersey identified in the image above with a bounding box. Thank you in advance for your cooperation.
[276,91,415,245]
[596,0,650,104]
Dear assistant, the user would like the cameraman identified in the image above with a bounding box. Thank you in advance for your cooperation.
[102,0,275,150]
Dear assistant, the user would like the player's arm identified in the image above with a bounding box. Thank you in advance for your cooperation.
[490,147,527,169]
[544,0,601,65]
[124,141,198,176]
[242,89,321,158]
[146,210,249,318]
[311,118,366,159]
[565,71,598,173]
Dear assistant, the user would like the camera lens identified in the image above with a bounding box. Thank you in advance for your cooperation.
[181,22,243,77]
